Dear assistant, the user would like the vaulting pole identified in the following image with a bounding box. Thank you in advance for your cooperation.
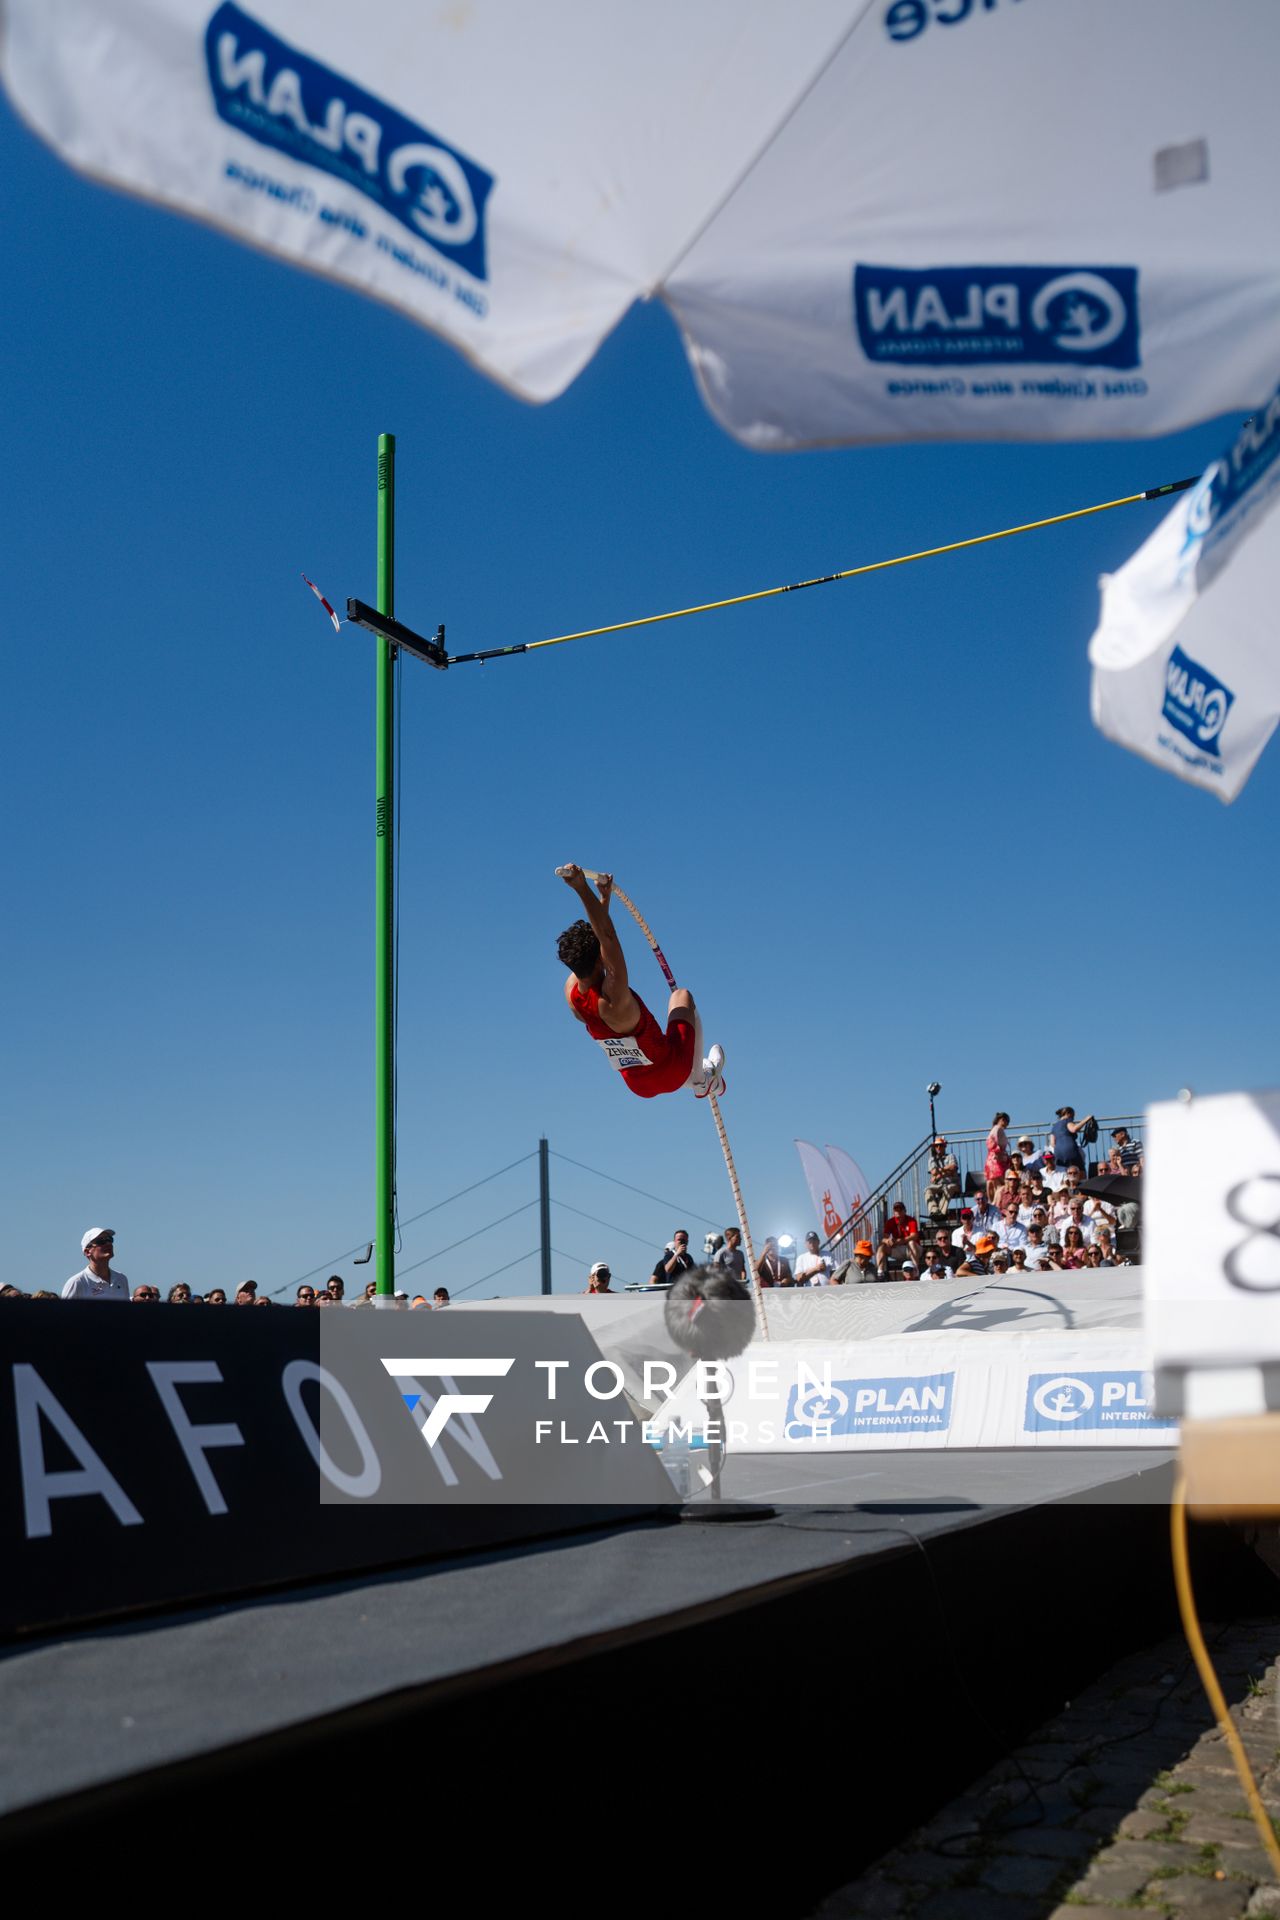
[375,433,396,1303]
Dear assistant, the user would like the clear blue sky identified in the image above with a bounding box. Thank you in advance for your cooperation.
[3,96,1274,1301]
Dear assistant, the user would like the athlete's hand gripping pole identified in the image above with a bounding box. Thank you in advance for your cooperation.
[557,867,677,992]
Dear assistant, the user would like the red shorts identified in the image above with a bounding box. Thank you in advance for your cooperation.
[620,1004,696,1098]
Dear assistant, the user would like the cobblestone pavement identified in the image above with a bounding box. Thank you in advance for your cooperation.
[814,1617,1280,1919]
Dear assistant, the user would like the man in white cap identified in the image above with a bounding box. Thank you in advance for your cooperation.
[63,1229,130,1301]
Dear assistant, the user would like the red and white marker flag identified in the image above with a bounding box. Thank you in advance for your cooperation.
[301,572,341,632]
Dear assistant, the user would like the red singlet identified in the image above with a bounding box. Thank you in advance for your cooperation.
[568,981,695,1099]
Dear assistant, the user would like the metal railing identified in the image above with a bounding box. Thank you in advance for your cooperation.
[820,1114,1144,1267]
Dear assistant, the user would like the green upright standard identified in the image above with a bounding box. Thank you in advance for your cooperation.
[375,432,395,1303]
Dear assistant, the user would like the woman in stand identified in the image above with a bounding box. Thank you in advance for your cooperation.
[1051,1105,1096,1174]
[1058,1224,1089,1269]
[984,1111,1011,1197]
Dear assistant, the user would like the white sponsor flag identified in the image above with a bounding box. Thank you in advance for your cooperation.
[3,1,1278,448]
[795,1141,847,1242]
[1089,381,1280,802]
[825,1145,872,1231]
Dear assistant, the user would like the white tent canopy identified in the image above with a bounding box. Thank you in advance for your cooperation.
[5,0,1278,448]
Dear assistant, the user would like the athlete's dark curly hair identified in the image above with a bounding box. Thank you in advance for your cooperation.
[557,918,601,979]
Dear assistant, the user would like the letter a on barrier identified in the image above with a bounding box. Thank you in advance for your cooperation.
[14,1364,144,1538]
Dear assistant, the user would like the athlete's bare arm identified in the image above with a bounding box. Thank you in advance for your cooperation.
[559,864,641,1032]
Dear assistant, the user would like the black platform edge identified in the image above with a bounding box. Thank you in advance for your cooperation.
[3,1470,1275,1914]
[1,1502,679,1649]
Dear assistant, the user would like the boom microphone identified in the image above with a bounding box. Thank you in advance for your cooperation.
[663,1267,754,1362]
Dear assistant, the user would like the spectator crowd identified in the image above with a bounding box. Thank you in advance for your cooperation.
[22,1111,1143,1303]
[834,1107,1143,1283]
[2,1230,457,1306]
[687,1108,1142,1289]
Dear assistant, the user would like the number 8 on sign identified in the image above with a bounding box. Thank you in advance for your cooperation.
[1223,1176,1280,1293]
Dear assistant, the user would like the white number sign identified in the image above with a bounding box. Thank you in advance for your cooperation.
[1146,1089,1280,1372]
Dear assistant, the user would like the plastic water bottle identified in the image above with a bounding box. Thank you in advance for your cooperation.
[654,1429,710,1500]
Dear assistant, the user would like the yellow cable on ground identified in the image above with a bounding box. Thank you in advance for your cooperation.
[1171,1468,1280,1880]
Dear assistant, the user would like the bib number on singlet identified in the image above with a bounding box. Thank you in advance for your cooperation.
[596,1031,652,1072]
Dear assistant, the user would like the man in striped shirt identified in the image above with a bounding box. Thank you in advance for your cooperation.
[1109,1127,1143,1173]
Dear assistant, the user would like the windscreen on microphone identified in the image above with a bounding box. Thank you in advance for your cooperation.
[663,1267,754,1363]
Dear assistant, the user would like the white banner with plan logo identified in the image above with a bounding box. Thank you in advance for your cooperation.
[652,1332,1177,1451]
[1089,383,1280,802]
[3,1,1277,448]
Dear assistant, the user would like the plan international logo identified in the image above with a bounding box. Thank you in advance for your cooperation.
[1161,645,1234,758]
[785,1371,955,1436]
[854,265,1140,369]
[1178,384,1280,581]
[1023,1371,1176,1433]
[205,3,495,280]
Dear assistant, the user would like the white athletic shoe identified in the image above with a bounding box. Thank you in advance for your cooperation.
[694,1043,726,1100]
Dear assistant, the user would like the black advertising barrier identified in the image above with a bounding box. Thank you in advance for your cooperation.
[0,1306,674,1638]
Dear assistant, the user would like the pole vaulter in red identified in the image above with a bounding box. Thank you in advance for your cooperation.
[555,865,724,1101]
